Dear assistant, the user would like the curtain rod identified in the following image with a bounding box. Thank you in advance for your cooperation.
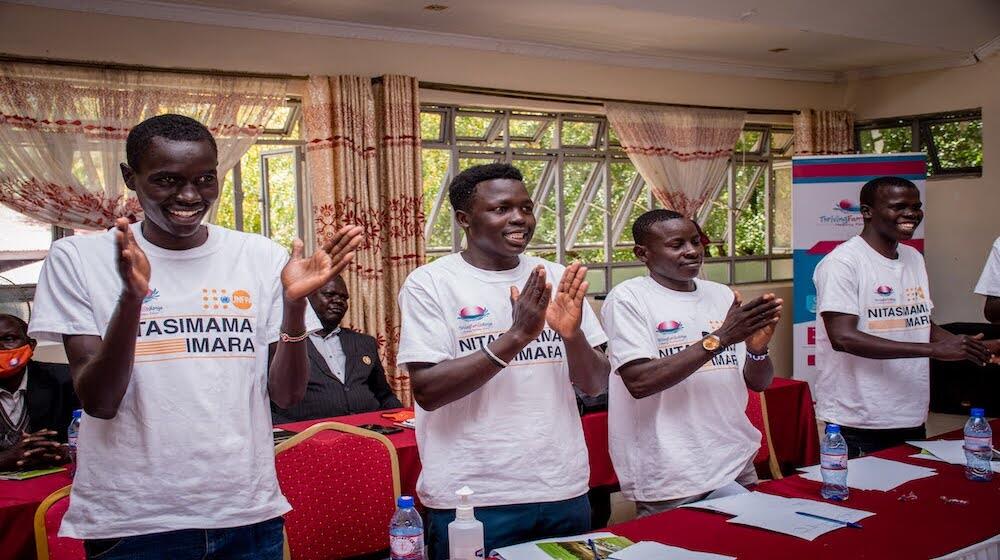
[0,54,307,81]
[416,81,800,116]
[4,55,799,116]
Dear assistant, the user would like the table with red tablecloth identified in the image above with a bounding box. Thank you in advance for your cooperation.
[0,378,819,560]
[609,419,1000,560]
[0,468,72,560]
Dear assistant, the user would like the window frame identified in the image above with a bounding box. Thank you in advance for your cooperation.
[854,108,982,178]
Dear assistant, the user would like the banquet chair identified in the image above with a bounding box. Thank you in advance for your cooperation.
[746,389,784,480]
[275,422,401,560]
[34,484,85,560]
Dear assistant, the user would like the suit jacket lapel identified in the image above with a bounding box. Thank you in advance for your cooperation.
[340,330,364,384]
[306,337,341,384]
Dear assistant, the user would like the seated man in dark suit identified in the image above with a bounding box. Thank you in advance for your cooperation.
[272,275,401,423]
[0,313,77,470]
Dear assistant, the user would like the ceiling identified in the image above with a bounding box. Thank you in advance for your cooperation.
[12,0,1000,81]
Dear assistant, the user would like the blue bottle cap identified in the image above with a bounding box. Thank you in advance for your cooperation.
[971,408,985,418]
[825,424,840,434]
[72,409,83,419]
[397,496,414,508]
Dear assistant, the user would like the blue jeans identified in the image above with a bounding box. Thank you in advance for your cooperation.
[426,494,591,560]
[83,517,284,560]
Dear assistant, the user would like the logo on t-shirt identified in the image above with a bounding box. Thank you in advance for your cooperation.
[458,306,489,321]
[656,320,683,334]
[875,285,894,296]
[202,288,252,310]
[143,288,159,303]
[141,288,164,315]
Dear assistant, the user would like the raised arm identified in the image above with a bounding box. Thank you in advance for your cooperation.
[268,226,362,408]
[618,293,780,399]
[64,218,149,419]
[408,265,551,411]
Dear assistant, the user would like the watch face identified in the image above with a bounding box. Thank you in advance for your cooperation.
[702,335,721,352]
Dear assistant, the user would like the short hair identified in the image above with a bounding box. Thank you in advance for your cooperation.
[448,163,524,213]
[859,176,918,208]
[126,114,218,170]
[632,209,688,245]
[0,313,28,335]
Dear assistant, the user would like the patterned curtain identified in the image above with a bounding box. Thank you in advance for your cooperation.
[0,62,287,229]
[605,102,746,219]
[304,75,424,406]
[794,109,855,155]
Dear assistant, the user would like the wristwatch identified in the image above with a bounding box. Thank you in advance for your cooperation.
[701,334,723,353]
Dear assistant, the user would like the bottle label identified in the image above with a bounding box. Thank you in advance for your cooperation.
[820,452,847,470]
[964,435,992,451]
[390,534,424,560]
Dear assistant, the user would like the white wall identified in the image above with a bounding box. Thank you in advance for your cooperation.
[844,55,1000,324]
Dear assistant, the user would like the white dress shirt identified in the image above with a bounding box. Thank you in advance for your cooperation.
[309,327,346,384]
[0,372,28,426]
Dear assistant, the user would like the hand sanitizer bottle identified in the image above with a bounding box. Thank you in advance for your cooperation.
[448,486,484,559]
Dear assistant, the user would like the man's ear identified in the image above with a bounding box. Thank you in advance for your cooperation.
[455,209,470,230]
[633,244,648,263]
[860,204,873,220]
[28,336,37,351]
[120,163,137,192]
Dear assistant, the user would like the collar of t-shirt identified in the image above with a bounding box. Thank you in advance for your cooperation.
[309,328,346,384]
[131,221,226,260]
[453,253,533,283]
[855,236,905,269]
[0,372,28,424]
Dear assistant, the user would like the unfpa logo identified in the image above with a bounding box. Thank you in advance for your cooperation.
[202,288,252,310]
[875,285,894,296]
[458,306,489,321]
[657,320,683,334]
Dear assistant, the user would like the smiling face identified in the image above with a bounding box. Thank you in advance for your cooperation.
[862,184,923,243]
[121,137,219,249]
[635,217,704,290]
[456,178,536,269]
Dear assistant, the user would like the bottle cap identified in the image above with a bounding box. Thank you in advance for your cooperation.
[971,408,985,418]
[72,409,83,419]
[455,486,475,520]
[397,496,414,508]
[825,423,840,434]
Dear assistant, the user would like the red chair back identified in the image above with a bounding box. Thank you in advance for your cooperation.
[34,485,85,560]
[275,422,400,560]
[746,389,783,479]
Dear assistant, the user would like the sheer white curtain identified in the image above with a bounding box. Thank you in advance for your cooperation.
[605,102,745,220]
[0,62,287,229]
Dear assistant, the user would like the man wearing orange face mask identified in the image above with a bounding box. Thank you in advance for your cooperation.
[0,314,77,470]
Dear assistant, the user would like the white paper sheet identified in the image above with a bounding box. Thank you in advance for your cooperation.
[680,490,788,517]
[907,440,969,464]
[796,456,937,491]
[609,541,735,560]
[683,492,874,541]
[909,452,1000,473]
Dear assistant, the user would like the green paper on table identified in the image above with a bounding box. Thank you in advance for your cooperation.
[536,536,634,560]
[0,466,67,480]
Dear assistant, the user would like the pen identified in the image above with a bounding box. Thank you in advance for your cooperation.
[794,511,863,529]
[587,538,601,559]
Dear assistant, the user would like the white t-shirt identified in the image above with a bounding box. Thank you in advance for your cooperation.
[813,236,933,429]
[29,222,319,539]
[603,276,759,502]
[974,237,1000,297]
[396,253,607,509]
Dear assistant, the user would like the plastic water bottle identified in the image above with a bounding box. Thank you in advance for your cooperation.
[448,486,484,560]
[389,496,424,560]
[820,424,848,500]
[67,409,82,478]
[964,408,993,482]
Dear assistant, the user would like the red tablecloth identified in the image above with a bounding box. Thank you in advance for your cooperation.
[0,469,72,560]
[610,420,1000,560]
[766,377,821,472]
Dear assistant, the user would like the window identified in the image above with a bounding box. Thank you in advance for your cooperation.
[421,105,793,295]
[856,109,982,177]
[0,100,304,295]
[215,100,305,248]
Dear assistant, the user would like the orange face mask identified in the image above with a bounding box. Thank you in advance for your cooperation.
[0,344,32,378]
